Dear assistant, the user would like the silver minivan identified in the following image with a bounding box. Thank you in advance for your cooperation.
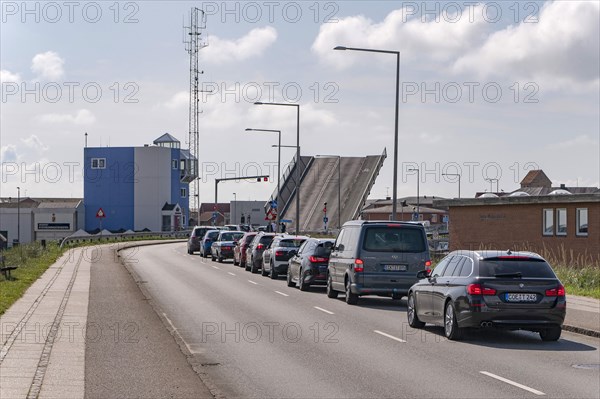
[327,220,431,305]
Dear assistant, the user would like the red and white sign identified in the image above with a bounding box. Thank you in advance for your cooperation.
[265,208,277,221]
[96,208,106,218]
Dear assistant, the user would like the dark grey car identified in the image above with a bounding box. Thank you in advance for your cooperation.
[407,250,566,341]
[327,220,431,305]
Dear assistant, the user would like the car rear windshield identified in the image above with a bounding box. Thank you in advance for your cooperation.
[193,228,206,237]
[221,232,243,241]
[244,234,256,244]
[314,242,334,257]
[363,227,426,253]
[207,231,219,239]
[279,239,305,248]
[260,236,275,244]
[478,259,557,278]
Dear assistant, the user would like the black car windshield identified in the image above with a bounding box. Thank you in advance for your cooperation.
[363,227,426,252]
[206,231,219,239]
[221,232,244,241]
[479,259,556,278]
[279,239,305,248]
[260,236,275,244]
[314,241,334,257]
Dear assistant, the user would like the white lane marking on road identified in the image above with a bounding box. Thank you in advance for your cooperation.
[248,280,258,285]
[314,306,334,315]
[227,272,236,276]
[373,330,407,343]
[212,266,220,270]
[480,371,545,396]
[275,291,289,297]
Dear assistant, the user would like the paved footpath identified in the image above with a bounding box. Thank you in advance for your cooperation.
[1,241,599,398]
[0,242,214,399]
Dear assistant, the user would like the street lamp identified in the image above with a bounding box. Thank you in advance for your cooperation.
[254,101,301,233]
[315,155,342,229]
[16,186,20,246]
[233,192,237,225]
[442,173,461,198]
[334,45,400,220]
[408,168,420,220]
[246,128,282,232]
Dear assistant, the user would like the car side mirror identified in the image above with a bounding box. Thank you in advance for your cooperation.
[416,270,430,279]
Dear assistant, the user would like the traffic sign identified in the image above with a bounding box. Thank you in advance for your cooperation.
[323,216,329,223]
[442,215,449,223]
[280,219,292,223]
[265,208,276,221]
[212,211,218,219]
[96,208,106,218]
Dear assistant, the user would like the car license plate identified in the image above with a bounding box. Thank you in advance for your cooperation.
[383,264,407,272]
[505,293,537,302]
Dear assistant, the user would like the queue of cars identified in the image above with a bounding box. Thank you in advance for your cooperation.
[187,220,566,341]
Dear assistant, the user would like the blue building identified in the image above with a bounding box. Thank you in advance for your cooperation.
[84,134,197,232]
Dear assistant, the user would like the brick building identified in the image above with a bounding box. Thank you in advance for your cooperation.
[434,194,599,265]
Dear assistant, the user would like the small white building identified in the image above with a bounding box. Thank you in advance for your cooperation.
[0,198,84,246]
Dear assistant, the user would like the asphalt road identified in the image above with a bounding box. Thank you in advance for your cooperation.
[125,242,600,399]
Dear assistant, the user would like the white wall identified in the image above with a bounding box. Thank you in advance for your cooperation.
[0,208,34,245]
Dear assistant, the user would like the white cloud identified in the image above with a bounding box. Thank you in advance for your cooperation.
[0,69,21,83]
[31,51,65,80]
[163,91,189,110]
[453,1,600,90]
[21,135,49,153]
[204,27,278,64]
[37,109,96,125]
[1,144,18,162]
[311,6,489,69]
[546,134,599,150]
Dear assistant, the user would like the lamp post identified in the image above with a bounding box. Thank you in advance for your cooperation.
[233,192,237,225]
[334,45,400,220]
[255,101,300,233]
[16,186,20,246]
[246,128,282,232]
[315,155,342,229]
[442,173,461,198]
[408,168,420,220]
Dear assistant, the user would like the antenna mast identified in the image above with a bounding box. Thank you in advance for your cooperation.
[184,7,207,220]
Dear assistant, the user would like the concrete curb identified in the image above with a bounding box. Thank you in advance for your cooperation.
[563,324,600,339]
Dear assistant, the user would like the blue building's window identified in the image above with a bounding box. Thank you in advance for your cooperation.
[172,159,178,170]
[180,188,187,198]
[91,158,106,169]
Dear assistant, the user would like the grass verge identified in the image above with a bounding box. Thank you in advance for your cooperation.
[0,242,64,316]
[554,266,600,300]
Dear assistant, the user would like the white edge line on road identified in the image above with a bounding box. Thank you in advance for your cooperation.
[275,291,289,297]
[163,313,199,355]
[314,306,334,315]
[227,272,236,276]
[248,280,258,285]
[373,330,406,343]
[480,371,545,396]
[212,266,220,269]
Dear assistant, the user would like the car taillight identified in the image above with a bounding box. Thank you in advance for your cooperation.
[257,244,264,250]
[353,259,364,272]
[276,251,284,257]
[467,284,496,296]
[309,256,328,263]
[424,260,432,271]
[546,285,566,297]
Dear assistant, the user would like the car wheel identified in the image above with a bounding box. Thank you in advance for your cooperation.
[326,275,338,298]
[444,301,462,340]
[251,259,258,274]
[187,247,192,255]
[286,269,296,287]
[269,262,278,280]
[261,262,269,276]
[218,256,223,263]
[233,256,239,266]
[539,326,561,341]
[211,253,216,261]
[245,259,251,272]
[297,269,308,291]
[345,278,358,305]
[407,293,425,329]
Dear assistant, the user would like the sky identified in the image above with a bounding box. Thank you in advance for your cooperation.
[1,0,599,205]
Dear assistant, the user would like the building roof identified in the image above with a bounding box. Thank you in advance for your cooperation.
[520,170,552,188]
[0,197,82,209]
[434,193,600,208]
[153,133,180,144]
[361,204,446,214]
[199,203,231,213]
